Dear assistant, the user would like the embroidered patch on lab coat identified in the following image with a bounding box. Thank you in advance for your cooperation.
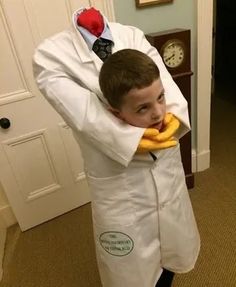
[99,231,134,256]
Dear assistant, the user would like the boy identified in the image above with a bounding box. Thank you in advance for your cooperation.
[33,7,191,168]
[33,7,198,286]
[97,49,200,286]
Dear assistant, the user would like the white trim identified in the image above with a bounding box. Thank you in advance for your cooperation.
[0,205,17,228]
[0,205,15,282]
[196,0,213,171]
[196,149,211,172]
[102,0,116,21]
[192,149,197,173]
[192,148,210,173]
[89,0,115,21]
[0,90,33,106]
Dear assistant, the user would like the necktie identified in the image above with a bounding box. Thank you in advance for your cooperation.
[92,38,113,61]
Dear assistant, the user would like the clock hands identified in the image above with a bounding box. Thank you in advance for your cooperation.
[165,53,175,61]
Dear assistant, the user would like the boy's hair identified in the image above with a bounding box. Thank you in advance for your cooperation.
[99,49,160,109]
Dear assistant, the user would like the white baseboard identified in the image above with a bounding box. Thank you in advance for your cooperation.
[192,149,210,172]
[192,149,197,173]
[0,205,17,228]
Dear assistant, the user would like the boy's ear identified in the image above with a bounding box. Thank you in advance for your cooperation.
[108,106,123,120]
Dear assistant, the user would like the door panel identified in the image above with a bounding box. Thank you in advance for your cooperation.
[59,123,85,183]
[2,130,62,202]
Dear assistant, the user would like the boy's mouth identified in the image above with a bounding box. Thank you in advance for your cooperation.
[150,121,163,130]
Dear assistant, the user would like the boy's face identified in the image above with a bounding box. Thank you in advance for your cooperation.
[114,78,166,129]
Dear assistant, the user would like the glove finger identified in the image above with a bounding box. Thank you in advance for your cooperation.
[156,140,178,149]
[143,128,159,138]
[137,139,160,153]
[138,138,160,150]
[137,138,178,153]
[155,118,180,141]
[163,113,173,125]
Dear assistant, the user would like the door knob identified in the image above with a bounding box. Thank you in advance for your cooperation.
[0,118,11,129]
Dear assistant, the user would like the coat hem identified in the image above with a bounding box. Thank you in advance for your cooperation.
[163,242,201,274]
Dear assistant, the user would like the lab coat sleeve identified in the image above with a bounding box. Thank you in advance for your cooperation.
[33,41,144,167]
[126,25,191,138]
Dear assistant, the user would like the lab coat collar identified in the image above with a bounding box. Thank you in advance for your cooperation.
[70,26,102,71]
[70,24,95,63]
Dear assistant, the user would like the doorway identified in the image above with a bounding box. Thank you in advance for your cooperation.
[211,0,236,167]
[214,0,236,103]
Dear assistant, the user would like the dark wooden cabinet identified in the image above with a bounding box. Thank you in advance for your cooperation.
[146,29,194,189]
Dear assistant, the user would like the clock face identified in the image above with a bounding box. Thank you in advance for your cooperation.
[162,40,185,68]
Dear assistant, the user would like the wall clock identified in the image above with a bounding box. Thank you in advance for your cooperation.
[146,29,191,75]
[161,39,185,68]
[146,29,194,189]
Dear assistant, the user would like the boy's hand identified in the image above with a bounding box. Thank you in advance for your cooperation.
[136,113,180,153]
[137,137,178,153]
[155,113,180,142]
[143,113,180,142]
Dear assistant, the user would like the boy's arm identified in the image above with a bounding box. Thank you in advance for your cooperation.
[33,41,144,167]
[128,25,191,138]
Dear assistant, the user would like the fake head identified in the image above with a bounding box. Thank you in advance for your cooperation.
[77,7,104,37]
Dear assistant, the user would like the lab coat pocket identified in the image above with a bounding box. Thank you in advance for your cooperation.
[153,144,185,203]
[87,173,135,226]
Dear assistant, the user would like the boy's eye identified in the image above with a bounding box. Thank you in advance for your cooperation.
[158,93,165,102]
[137,106,148,114]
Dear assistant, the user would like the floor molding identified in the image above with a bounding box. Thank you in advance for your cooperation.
[192,148,210,172]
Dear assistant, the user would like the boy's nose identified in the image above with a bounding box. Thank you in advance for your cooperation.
[152,105,162,120]
[151,114,160,121]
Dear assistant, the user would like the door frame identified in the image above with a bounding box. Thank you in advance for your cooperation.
[196,0,213,171]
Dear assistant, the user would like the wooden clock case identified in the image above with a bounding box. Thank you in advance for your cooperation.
[146,29,194,189]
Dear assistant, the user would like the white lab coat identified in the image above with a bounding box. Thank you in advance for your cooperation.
[33,15,200,287]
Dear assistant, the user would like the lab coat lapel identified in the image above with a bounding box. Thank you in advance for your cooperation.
[70,19,126,70]
[70,26,103,72]
[110,26,126,53]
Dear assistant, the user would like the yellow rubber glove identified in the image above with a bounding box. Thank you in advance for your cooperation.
[142,128,159,138]
[155,113,180,142]
[137,137,178,153]
[143,113,180,142]
[136,113,180,153]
